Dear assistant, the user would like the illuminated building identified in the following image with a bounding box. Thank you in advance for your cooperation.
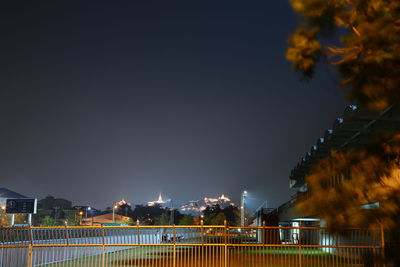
[180,194,236,215]
[148,192,166,206]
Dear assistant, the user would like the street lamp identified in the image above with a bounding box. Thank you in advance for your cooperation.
[241,191,248,227]
[112,204,118,222]
[86,206,93,225]
[169,199,174,225]
[79,211,83,225]
[85,206,91,218]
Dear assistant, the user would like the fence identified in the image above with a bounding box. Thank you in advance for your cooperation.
[0,225,383,267]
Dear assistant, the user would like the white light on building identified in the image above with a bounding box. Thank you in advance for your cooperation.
[148,193,166,206]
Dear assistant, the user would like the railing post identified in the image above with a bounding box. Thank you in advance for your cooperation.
[101,225,105,267]
[201,219,204,244]
[262,221,266,245]
[27,245,33,267]
[27,224,33,267]
[200,219,204,267]
[335,232,339,265]
[64,223,69,265]
[298,222,302,267]
[381,224,386,267]
[64,223,69,245]
[136,220,140,245]
[224,220,228,267]
[173,224,176,267]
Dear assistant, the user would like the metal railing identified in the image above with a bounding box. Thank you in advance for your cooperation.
[0,225,383,266]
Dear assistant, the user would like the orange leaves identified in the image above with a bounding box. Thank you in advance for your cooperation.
[297,134,400,231]
[287,0,400,109]
[286,27,322,77]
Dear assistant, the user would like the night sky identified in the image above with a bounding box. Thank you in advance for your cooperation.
[1,1,346,210]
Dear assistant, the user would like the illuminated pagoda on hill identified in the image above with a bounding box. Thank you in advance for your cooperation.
[180,194,236,215]
[147,192,167,206]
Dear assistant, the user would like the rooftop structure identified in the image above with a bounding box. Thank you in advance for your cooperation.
[0,188,28,199]
[0,187,29,208]
[290,104,400,189]
[278,104,400,225]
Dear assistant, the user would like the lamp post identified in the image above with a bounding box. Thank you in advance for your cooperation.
[112,204,118,222]
[241,190,247,227]
[79,211,83,225]
[169,199,174,225]
[86,207,92,225]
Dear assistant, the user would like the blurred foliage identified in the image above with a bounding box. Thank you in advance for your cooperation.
[116,203,133,217]
[0,214,26,226]
[298,133,400,232]
[155,213,170,225]
[63,210,80,226]
[203,205,239,226]
[131,204,165,224]
[286,0,400,109]
[42,216,59,226]
[178,215,195,225]
[210,213,227,225]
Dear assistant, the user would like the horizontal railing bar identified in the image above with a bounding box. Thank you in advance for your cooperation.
[0,225,380,230]
[227,226,380,230]
[0,243,382,249]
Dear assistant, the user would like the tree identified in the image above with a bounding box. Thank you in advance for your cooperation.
[178,215,195,225]
[210,213,226,225]
[155,213,170,225]
[202,205,239,225]
[131,204,165,224]
[171,209,184,225]
[286,0,400,110]
[286,0,400,264]
[42,216,59,226]
[222,205,240,226]
[64,210,80,226]
[117,203,133,217]
[0,214,26,226]
[203,205,223,225]
[287,2,400,264]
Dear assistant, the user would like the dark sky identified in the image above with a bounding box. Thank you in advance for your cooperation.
[0,1,346,210]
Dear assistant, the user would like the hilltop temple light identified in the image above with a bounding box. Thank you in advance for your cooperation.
[148,192,166,206]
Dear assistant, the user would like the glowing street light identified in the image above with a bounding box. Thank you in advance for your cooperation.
[85,206,91,218]
[85,206,93,225]
[112,204,118,222]
[241,190,248,227]
[78,211,83,225]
